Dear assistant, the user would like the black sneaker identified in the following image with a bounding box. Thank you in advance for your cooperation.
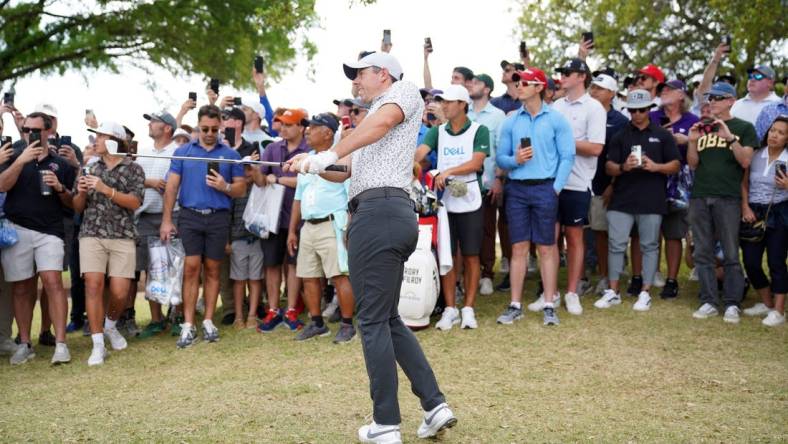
[496,273,511,291]
[627,275,643,296]
[221,312,235,326]
[535,279,544,297]
[38,330,56,347]
[660,279,679,299]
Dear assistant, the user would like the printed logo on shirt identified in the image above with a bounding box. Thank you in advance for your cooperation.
[648,137,660,143]
[443,146,466,156]
[697,133,737,152]
[47,162,59,172]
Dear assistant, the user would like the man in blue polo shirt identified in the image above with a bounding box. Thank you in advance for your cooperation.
[160,104,246,349]
[495,67,575,326]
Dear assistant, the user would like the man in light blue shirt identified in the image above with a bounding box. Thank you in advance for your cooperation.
[286,113,355,344]
[468,74,508,296]
[494,67,575,327]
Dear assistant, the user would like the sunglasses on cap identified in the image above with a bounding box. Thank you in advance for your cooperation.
[748,72,766,81]
[707,95,731,102]
[627,108,650,114]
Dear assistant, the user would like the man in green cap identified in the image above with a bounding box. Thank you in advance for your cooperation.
[468,74,507,296]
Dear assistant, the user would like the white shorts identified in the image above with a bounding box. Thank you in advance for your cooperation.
[1,223,64,282]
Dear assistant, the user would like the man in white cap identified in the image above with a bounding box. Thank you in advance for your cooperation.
[240,97,274,145]
[0,111,76,365]
[286,51,456,444]
[588,73,629,296]
[595,89,680,312]
[731,64,781,126]
[415,85,489,330]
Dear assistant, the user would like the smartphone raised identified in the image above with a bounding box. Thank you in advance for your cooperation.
[207,160,220,177]
[224,127,236,146]
[188,91,197,102]
[777,162,787,176]
[3,92,13,106]
[582,31,594,48]
[1,136,11,146]
[520,137,531,149]
[631,145,642,167]
[29,128,42,146]
[254,55,264,73]
[383,29,392,45]
[234,97,242,106]
[425,37,433,52]
[209,78,220,95]
[519,41,527,56]
[722,35,731,53]
[340,116,351,128]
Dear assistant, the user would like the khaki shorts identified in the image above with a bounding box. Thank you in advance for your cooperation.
[230,238,264,281]
[296,220,344,279]
[588,195,608,231]
[79,237,136,278]
[0,223,64,282]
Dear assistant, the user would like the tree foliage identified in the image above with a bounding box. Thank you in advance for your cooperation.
[0,0,322,87]
[516,0,786,91]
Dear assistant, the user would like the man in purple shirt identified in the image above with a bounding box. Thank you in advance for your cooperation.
[252,108,310,332]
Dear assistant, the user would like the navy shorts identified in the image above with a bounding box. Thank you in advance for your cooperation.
[178,208,230,261]
[505,181,558,245]
[558,189,591,226]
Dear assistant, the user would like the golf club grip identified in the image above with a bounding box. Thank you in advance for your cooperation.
[325,164,348,172]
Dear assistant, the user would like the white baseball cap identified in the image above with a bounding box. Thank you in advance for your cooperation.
[343,52,403,81]
[434,85,471,105]
[591,74,618,93]
[241,96,266,119]
[33,103,58,119]
[88,121,126,139]
[173,128,191,139]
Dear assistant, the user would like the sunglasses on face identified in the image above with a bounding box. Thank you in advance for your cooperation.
[351,108,366,115]
[627,108,650,114]
[200,127,220,134]
[21,127,42,133]
[637,74,652,82]
[707,95,730,102]
[748,72,766,81]
[515,81,541,88]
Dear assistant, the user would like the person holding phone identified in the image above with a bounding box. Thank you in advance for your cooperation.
[135,111,181,339]
[495,67,575,327]
[0,112,76,365]
[740,116,788,327]
[598,90,680,313]
[159,105,246,349]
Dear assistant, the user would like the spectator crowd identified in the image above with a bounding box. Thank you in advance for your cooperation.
[0,35,785,367]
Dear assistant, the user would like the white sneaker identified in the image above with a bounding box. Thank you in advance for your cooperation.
[594,277,609,296]
[500,257,510,273]
[460,306,478,329]
[594,289,621,309]
[435,307,460,331]
[417,403,457,439]
[743,303,770,317]
[564,292,583,315]
[528,293,561,312]
[104,327,128,351]
[688,268,699,281]
[653,271,666,288]
[322,295,339,318]
[693,303,719,319]
[9,343,35,365]
[51,342,71,365]
[358,422,401,444]
[527,254,537,275]
[87,346,107,366]
[762,310,785,327]
[633,291,652,312]
[723,306,741,324]
[479,278,493,296]
[0,338,17,356]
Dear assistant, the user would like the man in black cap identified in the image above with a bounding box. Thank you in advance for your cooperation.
[492,60,525,114]
[451,66,474,91]
[332,98,353,119]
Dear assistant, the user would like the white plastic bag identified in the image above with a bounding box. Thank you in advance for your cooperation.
[145,237,185,306]
[243,183,285,239]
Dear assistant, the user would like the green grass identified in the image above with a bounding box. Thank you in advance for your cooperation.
[0,268,786,443]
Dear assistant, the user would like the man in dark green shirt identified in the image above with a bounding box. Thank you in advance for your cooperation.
[687,82,757,324]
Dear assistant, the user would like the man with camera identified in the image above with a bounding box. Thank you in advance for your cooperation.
[594,89,680,312]
[687,82,758,323]
[159,104,246,348]
[0,112,76,364]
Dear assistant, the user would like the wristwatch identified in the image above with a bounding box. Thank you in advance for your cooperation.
[224,183,232,193]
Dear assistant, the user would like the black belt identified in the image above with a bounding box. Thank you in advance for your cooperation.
[348,187,410,214]
[510,178,554,185]
[185,207,228,215]
[305,214,334,224]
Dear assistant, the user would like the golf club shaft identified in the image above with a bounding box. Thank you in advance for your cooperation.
[113,153,348,172]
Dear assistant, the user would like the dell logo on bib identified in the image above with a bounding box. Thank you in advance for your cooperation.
[443,146,465,156]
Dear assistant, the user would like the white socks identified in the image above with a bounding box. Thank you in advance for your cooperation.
[104,317,117,330]
[91,333,104,348]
